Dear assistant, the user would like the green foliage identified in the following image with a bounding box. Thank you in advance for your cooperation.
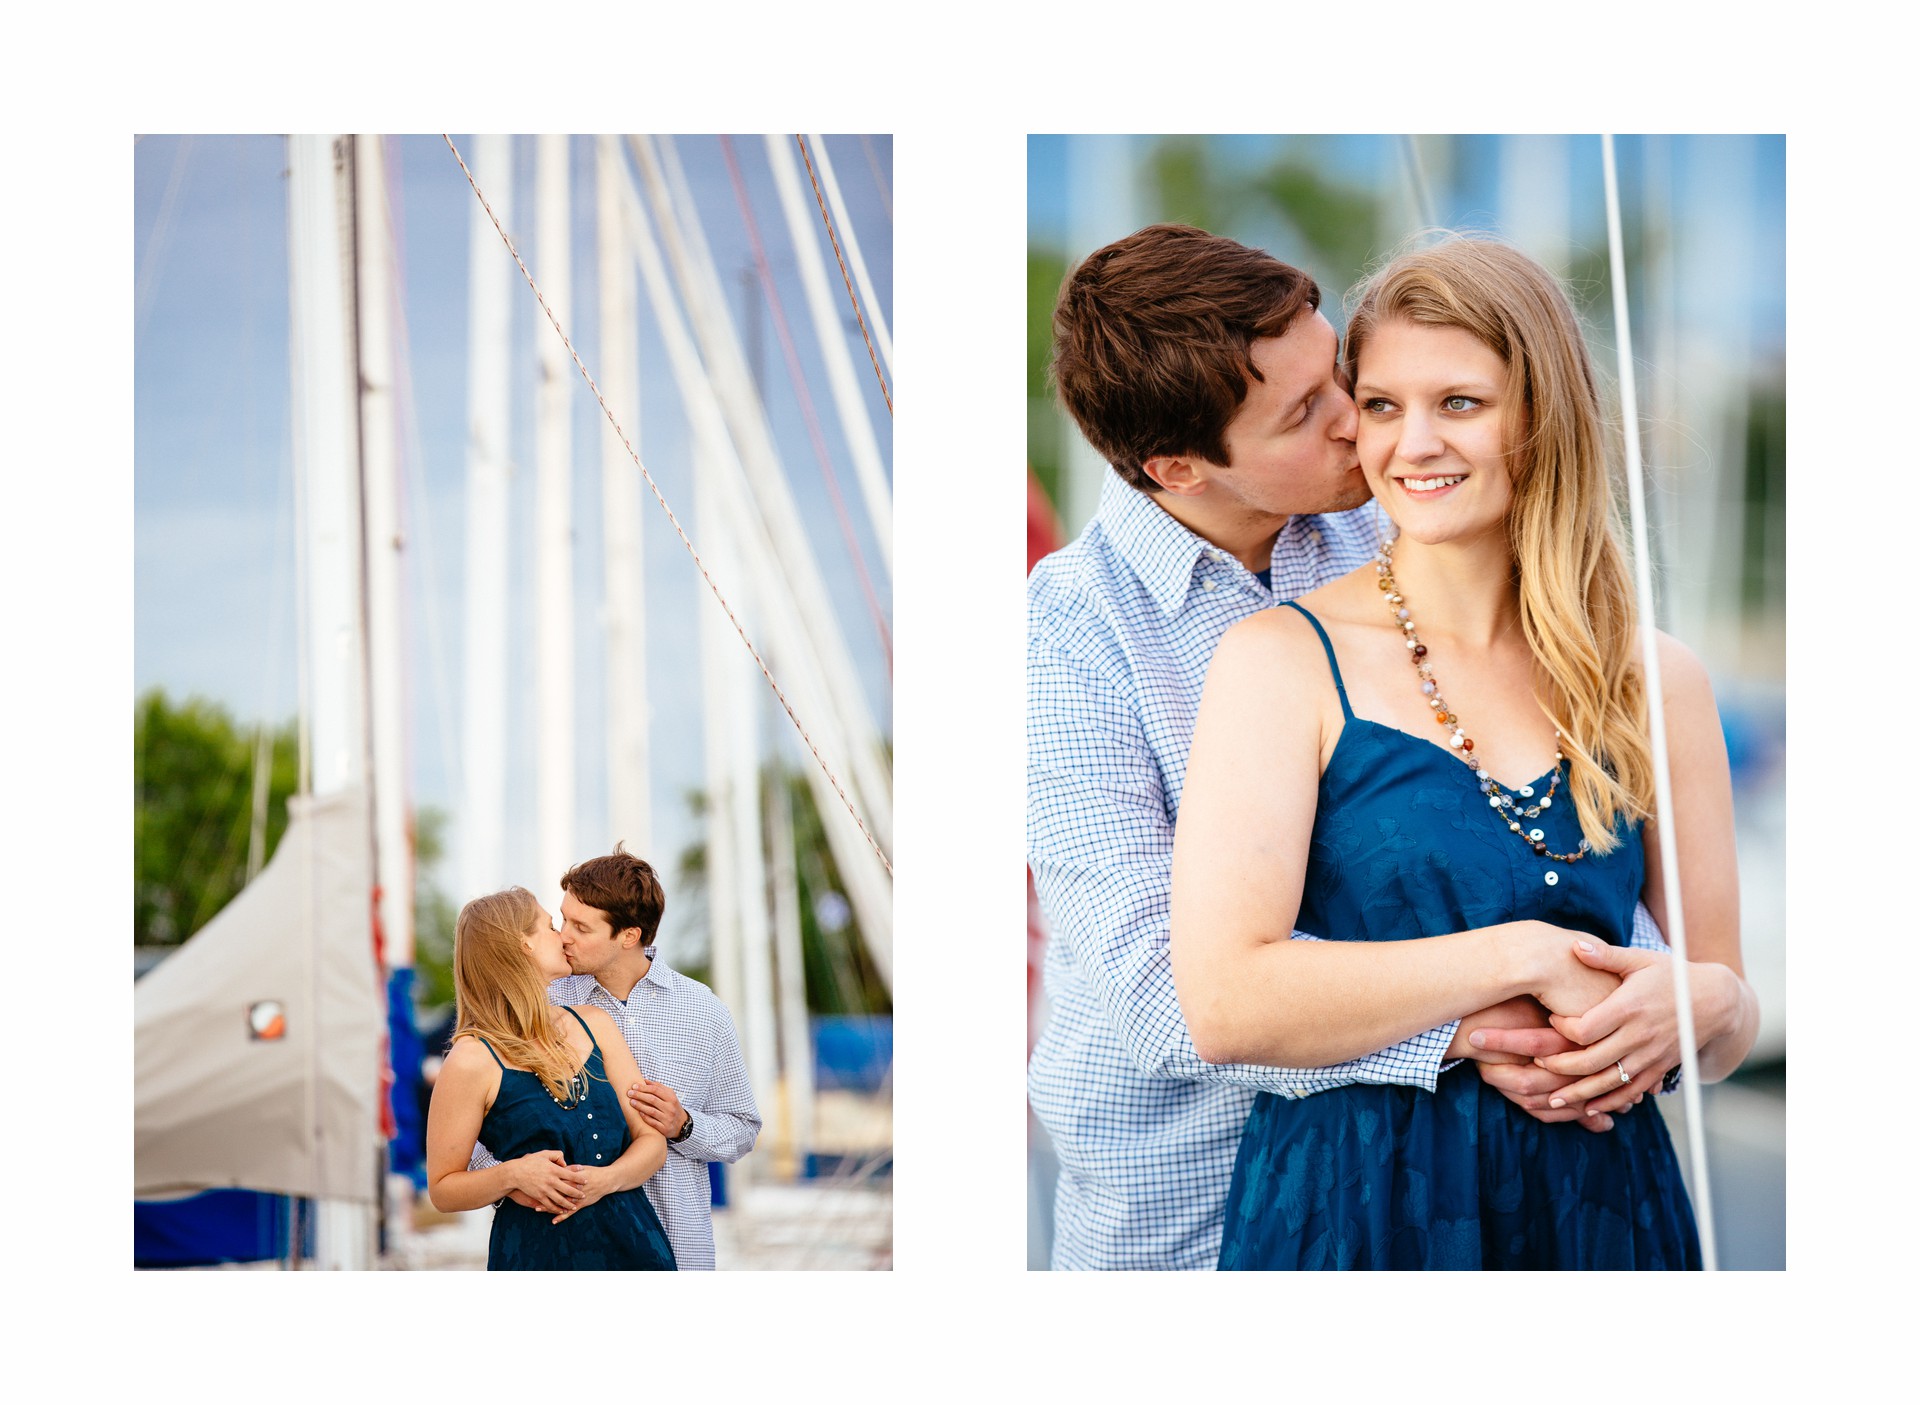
[674,766,891,1017]
[1027,247,1070,512]
[134,689,298,946]
[411,806,458,1013]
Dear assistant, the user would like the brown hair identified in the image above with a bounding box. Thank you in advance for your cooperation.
[1049,224,1321,492]
[1344,234,1652,853]
[561,842,666,945]
[452,886,590,1104]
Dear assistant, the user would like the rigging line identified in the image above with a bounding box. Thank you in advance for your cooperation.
[441,134,892,880]
[858,134,892,221]
[794,135,892,416]
[718,135,893,673]
[1602,134,1717,1271]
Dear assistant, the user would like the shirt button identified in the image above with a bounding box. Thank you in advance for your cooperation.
[1308,530,1322,545]
[1544,871,1559,886]
[1203,579,1217,592]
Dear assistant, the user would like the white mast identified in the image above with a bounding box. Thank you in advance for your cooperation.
[536,134,575,897]
[633,136,892,853]
[597,134,651,856]
[612,149,892,988]
[286,132,375,1270]
[462,134,513,902]
[804,135,892,381]
[355,134,412,973]
[763,134,893,579]
[727,620,779,1172]
[766,752,815,1178]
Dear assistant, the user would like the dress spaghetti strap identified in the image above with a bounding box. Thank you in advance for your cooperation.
[1280,601,1353,721]
[560,1005,602,1059]
[473,1034,507,1070]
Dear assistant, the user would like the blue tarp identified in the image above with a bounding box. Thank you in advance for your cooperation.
[134,1190,310,1268]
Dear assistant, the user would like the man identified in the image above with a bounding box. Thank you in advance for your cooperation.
[475,844,760,1270]
[1026,224,1669,1270]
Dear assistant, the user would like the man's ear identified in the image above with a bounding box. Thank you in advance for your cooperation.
[1141,453,1210,498]
[620,926,646,951]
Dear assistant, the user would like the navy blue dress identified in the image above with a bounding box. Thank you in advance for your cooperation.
[477,1008,677,1271]
[1217,603,1700,1270]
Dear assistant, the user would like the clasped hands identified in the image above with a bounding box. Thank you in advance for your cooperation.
[503,1079,687,1221]
[1453,938,1684,1134]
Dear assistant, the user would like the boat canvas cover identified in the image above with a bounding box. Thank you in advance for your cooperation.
[136,788,383,1203]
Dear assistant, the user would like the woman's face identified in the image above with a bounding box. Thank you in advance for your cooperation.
[1353,319,1515,549]
[520,902,571,983]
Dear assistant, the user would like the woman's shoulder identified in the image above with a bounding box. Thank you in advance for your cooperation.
[439,1033,503,1087]
[1646,629,1718,707]
[566,1004,621,1045]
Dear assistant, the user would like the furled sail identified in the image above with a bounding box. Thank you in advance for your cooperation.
[135,787,382,1203]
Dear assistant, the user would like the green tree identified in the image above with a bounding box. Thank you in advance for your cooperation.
[411,806,459,1014]
[674,766,891,1017]
[134,689,298,946]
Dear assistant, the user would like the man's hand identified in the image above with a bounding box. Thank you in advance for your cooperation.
[1454,995,1619,1133]
[627,1076,688,1140]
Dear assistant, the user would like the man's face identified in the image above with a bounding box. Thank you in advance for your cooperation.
[1192,311,1369,518]
[559,892,627,975]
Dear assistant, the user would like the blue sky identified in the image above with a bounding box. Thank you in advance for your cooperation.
[1027,134,1785,356]
[134,135,893,944]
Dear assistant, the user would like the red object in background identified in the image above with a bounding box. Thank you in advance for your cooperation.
[1027,470,1064,1053]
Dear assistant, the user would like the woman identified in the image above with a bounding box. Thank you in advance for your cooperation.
[425,886,677,1270]
[1170,235,1759,1269]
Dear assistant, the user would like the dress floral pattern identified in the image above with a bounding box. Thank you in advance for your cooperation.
[1217,604,1700,1270]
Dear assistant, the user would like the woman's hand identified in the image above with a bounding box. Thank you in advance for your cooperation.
[510,1149,588,1217]
[548,1164,618,1225]
[1529,941,1683,1113]
[1524,925,1623,1021]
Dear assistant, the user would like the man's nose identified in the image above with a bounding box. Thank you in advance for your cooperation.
[1328,386,1358,444]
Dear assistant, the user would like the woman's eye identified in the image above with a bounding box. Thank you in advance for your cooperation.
[1360,398,1392,414]
[1442,395,1479,412]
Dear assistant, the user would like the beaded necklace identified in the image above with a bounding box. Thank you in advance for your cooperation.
[1375,540,1589,864]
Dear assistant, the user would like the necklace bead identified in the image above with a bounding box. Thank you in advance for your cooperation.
[1376,540,1585,865]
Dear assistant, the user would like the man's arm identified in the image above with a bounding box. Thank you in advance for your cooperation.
[1028,632,1453,1096]
[632,1000,760,1165]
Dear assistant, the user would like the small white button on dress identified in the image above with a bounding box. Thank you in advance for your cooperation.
[1544,871,1559,886]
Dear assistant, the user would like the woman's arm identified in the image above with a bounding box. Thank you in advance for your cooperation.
[551,1008,669,1223]
[1529,634,1761,1106]
[1170,610,1620,1067]
[424,1037,587,1214]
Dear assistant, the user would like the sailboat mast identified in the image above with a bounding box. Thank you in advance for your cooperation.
[462,134,513,902]
[354,134,413,973]
[286,132,375,1270]
[597,134,651,857]
[535,134,576,897]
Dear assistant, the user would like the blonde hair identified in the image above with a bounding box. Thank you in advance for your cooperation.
[1344,234,1652,853]
[452,886,593,1103]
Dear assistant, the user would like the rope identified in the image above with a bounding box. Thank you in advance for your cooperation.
[440,134,892,879]
[794,135,891,416]
[717,135,892,673]
[1601,133,1717,1269]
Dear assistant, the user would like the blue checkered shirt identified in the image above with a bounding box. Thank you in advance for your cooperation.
[1026,473,1665,1270]
[472,956,761,1271]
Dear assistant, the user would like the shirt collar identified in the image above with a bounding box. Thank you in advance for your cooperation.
[1096,473,1217,618]
[1098,472,1350,615]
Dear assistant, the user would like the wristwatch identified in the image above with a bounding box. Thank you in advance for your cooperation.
[668,1111,694,1144]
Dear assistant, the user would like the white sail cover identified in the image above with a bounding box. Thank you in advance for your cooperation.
[135,788,383,1203]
